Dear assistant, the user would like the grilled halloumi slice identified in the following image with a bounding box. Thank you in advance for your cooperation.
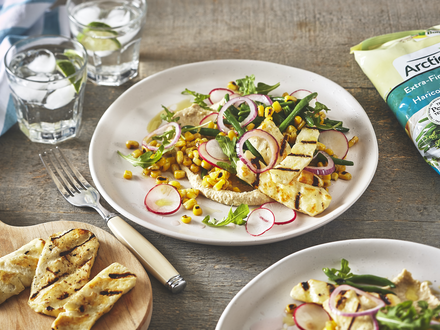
[51,263,137,330]
[29,229,99,317]
[270,128,320,185]
[0,238,45,304]
[323,289,375,330]
[290,279,335,305]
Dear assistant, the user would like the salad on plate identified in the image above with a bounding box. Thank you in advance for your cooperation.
[118,75,359,236]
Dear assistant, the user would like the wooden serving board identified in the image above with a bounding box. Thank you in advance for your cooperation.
[0,220,152,330]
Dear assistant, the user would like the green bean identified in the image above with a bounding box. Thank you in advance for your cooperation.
[279,92,318,132]
[317,152,354,166]
[181,125,220,137]
[304,115,315,127]
[345,281,396,295]
[348,274,396,288]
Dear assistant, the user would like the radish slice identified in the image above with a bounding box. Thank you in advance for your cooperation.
[260,202,296,225]
[293,303,330,330]
[329,285,385,317]
[290,89,317,108]
[205,139,229,161]
[198,141,229,168]
[217,96,258,133]
[144,184,182,215]
[305,151,335,176]
[245,208,275,236]
[200,112,219,126]
[209,88,236,104]
[142,122,181,151]
[236,129,279,174]
[246,94,273,106]
[318,130,349,159]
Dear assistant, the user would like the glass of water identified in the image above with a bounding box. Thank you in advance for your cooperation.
[4,35,88,144]
[67,0,147,86]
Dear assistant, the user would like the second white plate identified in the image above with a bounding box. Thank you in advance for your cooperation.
[216,239,440,330]
[89,59,378,246]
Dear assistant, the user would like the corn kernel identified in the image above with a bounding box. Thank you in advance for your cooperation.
[192,157,201,166]
[284,95,297,102]
[176,151,184,164]
[171,163,181,172]
[157,157,166,167]
[150,170,161,178]
[131,149,143,158]
[142,168,150,176]
[213,179,226,191]
[201,160,212,170]
[181,215,191,224]
[272,101,282,113]
[258,105,265,117]
[149,140,158,147]
[331,172,339,181]
[324,148,334,156]
[156,176,169,184]
[297,120,306,130]
[175,140,186,147]
[183,198,197,210]
[232,187,241,192]
[162,159,171,171]
[265,106,274,118]
[228,130,237,140]
[126,140,139,149]
[218,132,226,136]
[174,170,186,179]
[190,164,200,173]
[294,116,302,127]
[178,189,186,198]
[339,171,352,180]
[192,150,199,159]
[189,188,200,197]
[206,177,216,186]
[227,81,238,91]
[285,303,297,314]
[123,170,132,179]
[184,131,195,141]
[207,121,215,129]
[246,123,255,131]
[324,321,337,330]
[149,163,160,171]
[335,164,346,172]
[317,142,326,151]
[186,190,198,199]
[182,197,189,204]
[286,125,297,134]
[321,174,331,181]
[182,156,192,167]
[169,180,181,189]
[349,136,359,148]
[193,205,203,216]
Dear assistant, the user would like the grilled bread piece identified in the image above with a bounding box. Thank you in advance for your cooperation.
[29,229,99,317]
[0,238,45,304]
[51,263,137,330]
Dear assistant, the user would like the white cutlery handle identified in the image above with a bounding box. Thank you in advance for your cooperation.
[107,216,186,293]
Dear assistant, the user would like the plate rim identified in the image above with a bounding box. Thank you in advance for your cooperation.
[89,59,379,246]
[215,238,440,329]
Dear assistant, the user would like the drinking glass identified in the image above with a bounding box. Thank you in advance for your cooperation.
[4,35,88,144]
[67,0,147,86]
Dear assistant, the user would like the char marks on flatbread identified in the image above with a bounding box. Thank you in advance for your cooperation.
[28,229,99,317]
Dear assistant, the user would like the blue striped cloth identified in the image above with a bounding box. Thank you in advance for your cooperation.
[0,0,69,136]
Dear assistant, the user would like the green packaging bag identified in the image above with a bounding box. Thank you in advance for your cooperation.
[351,26,440,173]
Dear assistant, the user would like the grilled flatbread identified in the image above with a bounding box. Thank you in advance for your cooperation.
[0,238,45,304]
[28,229,99,317]
[51,263,137,330]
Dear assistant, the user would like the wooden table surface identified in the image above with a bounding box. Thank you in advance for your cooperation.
[2,0,440,329]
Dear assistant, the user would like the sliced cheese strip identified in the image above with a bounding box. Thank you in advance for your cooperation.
[51,263,137,330]
[290,279,335,305]
[270,127,319,185]
[0,238,45,304]
[29,229,99,317]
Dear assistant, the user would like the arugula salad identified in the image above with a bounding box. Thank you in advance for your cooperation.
[284,259,440,330]
[118,75,359,236]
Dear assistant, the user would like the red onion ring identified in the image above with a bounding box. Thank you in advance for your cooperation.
[305,151,335,176]
[142,122,181,151]
[217,96,258,133]
[245,94,273,106]
[236,129,279,174]
[329,284,386,318]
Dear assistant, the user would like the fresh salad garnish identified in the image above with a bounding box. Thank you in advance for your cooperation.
[118,75,360,235]
[285,259,440,330]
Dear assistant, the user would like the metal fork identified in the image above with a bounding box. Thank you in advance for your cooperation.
[40,147,186,293]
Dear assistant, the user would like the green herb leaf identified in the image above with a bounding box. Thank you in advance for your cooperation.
[161,105,179,123]
[235,74,280,95]
[256,81,281,95]
[202,204,249,227]
[181,88,211,110]
[215,134,239,170]
[117,145,164,169]
[376,300,440,330]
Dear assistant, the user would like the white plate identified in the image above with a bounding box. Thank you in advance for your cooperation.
[215,239,440,330]
[89,59,378,246]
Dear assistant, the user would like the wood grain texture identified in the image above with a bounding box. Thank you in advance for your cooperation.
[0,221,152,330]
[1,0,440,329]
